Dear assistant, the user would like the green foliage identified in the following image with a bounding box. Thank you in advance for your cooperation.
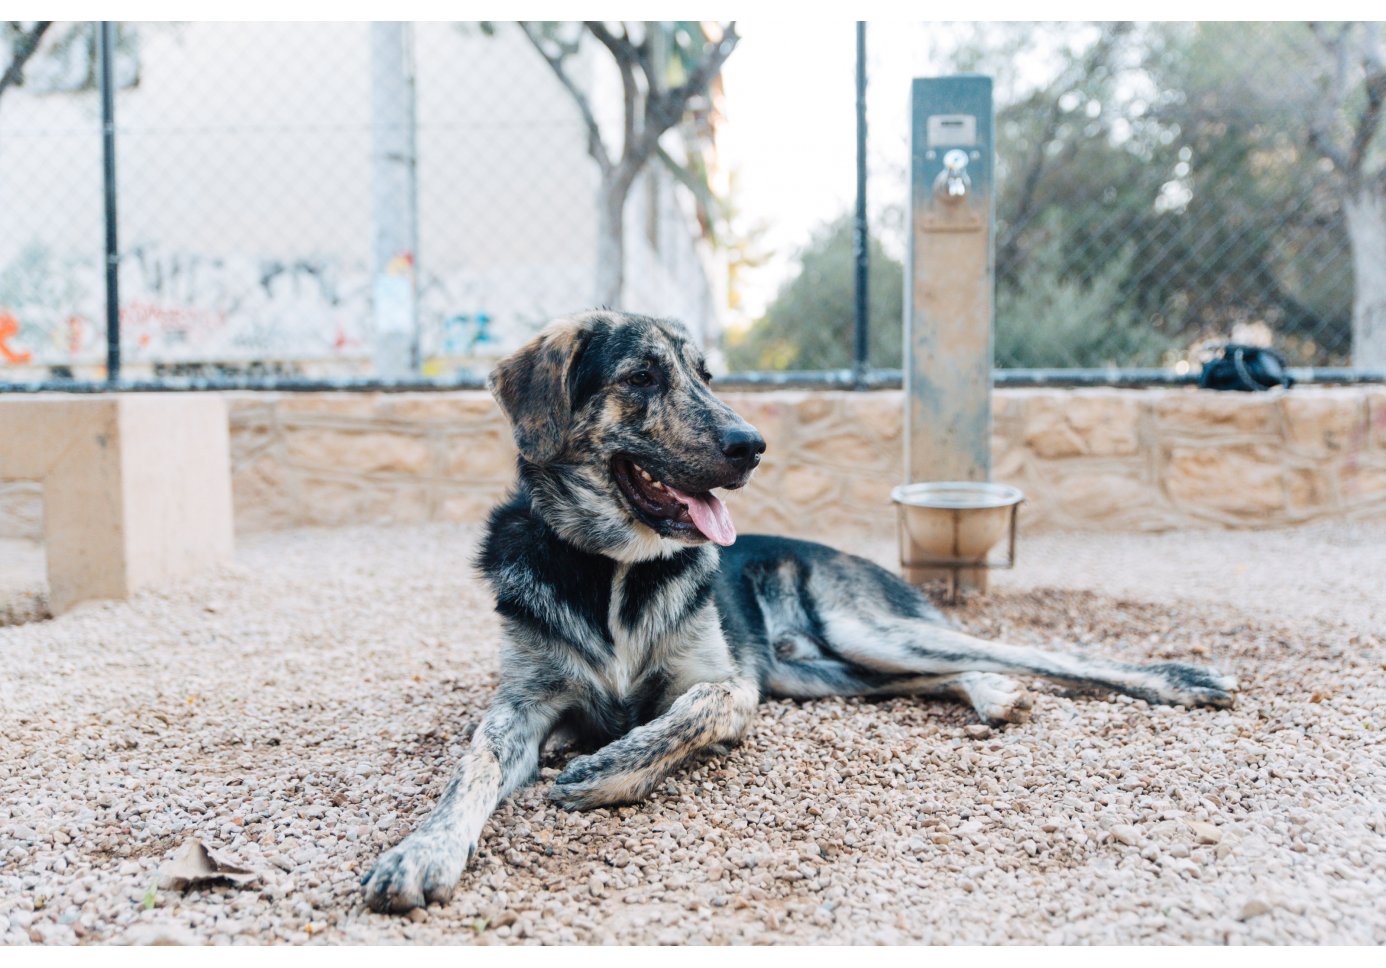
[995,239,1175,368]
[731,23,1376,371]
[724,217,902,371]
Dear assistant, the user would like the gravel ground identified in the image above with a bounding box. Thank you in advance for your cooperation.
[1,523,1384,945]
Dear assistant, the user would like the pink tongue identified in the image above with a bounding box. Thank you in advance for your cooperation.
[664,484,736,547]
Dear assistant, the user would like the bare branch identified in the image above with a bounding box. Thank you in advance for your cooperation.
[636,22,739,167]
[0,20,52,102]
[585,21,641,163]
[584,20,638,64]
[1364,21,1384,73]
[1310,124,1351,173]
[1306,22,1354,175]
[518,21,612,174]
[1308,22,1352,107]
[1349,56,1386,177]
[656,142,716,239]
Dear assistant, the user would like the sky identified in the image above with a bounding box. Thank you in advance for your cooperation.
[717,21,984,326]
[715,21,1095,326]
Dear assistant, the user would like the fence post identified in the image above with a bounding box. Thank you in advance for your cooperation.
[852,21,869,389]
[99,20,120,385]
[369,22,421,378]
[904,76,995,592]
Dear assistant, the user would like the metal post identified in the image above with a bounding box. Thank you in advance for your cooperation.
[369,23,421,378]
[904,76,995,592]
[852,22,869,389]
[99,21,120,385]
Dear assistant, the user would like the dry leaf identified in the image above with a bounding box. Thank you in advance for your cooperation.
[157,838,258,891]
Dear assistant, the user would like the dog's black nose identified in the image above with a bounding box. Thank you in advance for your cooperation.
[720,426,766,471]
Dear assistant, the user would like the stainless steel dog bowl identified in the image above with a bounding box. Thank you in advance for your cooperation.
[891,481,1024,569]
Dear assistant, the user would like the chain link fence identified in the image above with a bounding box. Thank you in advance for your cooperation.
[734,21,1383,377]
[1,21,720,386]
[2,21,1383,388]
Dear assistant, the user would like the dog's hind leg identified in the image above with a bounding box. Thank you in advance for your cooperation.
[816,606,1237,709]
[549,677,760,810]
[765,657,1032,724]
[751,547,1236,710]
[362,693,559,913]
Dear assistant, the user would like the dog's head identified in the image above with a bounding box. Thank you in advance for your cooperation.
[489,310,764,560]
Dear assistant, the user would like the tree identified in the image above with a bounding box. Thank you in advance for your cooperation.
[1305,23,1386,368]
[956,22,1359,364]
[0,22,52,103]
[518,21,738,306]
[725,216,903,371]
[1,21,140,103]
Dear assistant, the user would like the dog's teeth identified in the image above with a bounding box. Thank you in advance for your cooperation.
[640,470,653,482]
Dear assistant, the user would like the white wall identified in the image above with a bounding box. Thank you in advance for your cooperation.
[0,22,720,374]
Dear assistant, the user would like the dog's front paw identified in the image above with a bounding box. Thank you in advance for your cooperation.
[361,832,472,914]
[1144,661,1239,709]
[551,752,650,810]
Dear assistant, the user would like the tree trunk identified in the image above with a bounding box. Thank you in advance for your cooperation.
[1343,186,1386,370]
[594,181,628,308]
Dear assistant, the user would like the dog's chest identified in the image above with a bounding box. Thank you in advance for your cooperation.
[590,560,731,701]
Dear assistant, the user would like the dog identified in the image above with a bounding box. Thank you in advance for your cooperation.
[361,310,1238,913]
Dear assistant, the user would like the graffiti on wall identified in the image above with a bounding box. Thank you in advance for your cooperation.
[0,241,547,378]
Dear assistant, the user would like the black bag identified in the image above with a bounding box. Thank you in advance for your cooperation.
[1198,344,1295,392]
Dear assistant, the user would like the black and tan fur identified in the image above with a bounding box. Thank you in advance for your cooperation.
[362,310,1238,913]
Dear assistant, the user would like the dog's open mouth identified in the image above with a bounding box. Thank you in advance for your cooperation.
[611,456,736,546]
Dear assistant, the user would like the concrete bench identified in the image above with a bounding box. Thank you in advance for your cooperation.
[0,395,234,614]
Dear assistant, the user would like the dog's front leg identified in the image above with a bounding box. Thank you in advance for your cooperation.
[550,678,759,811]
[362,696,556,913]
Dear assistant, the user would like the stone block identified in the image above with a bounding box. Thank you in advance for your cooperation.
[720,395,792,456]
[1339,458,1386,506]
[847,392,905,443]
[232,455,296,532]
[297,476,429,527]
[1047,470,1161,524]
[1286,466,1335,513]
[1368,388,1386,451]
[797,429,894,472]
[378,393,502,425]
[277,393,380,419]
[723,488,794,538]
[442,429,518,482]
[1153,390,1280,437]
[1022,390,1140,458]
[991,440,1027,482]
[0,395,234,613]
[229,418,277,466]
[843,474,897,511]
[781,465,840,506]
[284,429,432,476]
[0,480,43,542]
[1164,445,1285,516]
[1281,392,1368,457]
[789,391,840,428]
[438,488,507,523]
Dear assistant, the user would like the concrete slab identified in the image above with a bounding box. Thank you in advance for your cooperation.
[0,394,234,613]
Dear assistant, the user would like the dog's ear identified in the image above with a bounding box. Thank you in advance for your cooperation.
[488,320,586,463]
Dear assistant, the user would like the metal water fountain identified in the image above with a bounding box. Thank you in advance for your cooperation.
[900,75,1023,601]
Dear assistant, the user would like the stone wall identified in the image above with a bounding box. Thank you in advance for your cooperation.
[3,386,1385,543]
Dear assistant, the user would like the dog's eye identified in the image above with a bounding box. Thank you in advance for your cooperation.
[626,369,655,388]
[699,369,713,384]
